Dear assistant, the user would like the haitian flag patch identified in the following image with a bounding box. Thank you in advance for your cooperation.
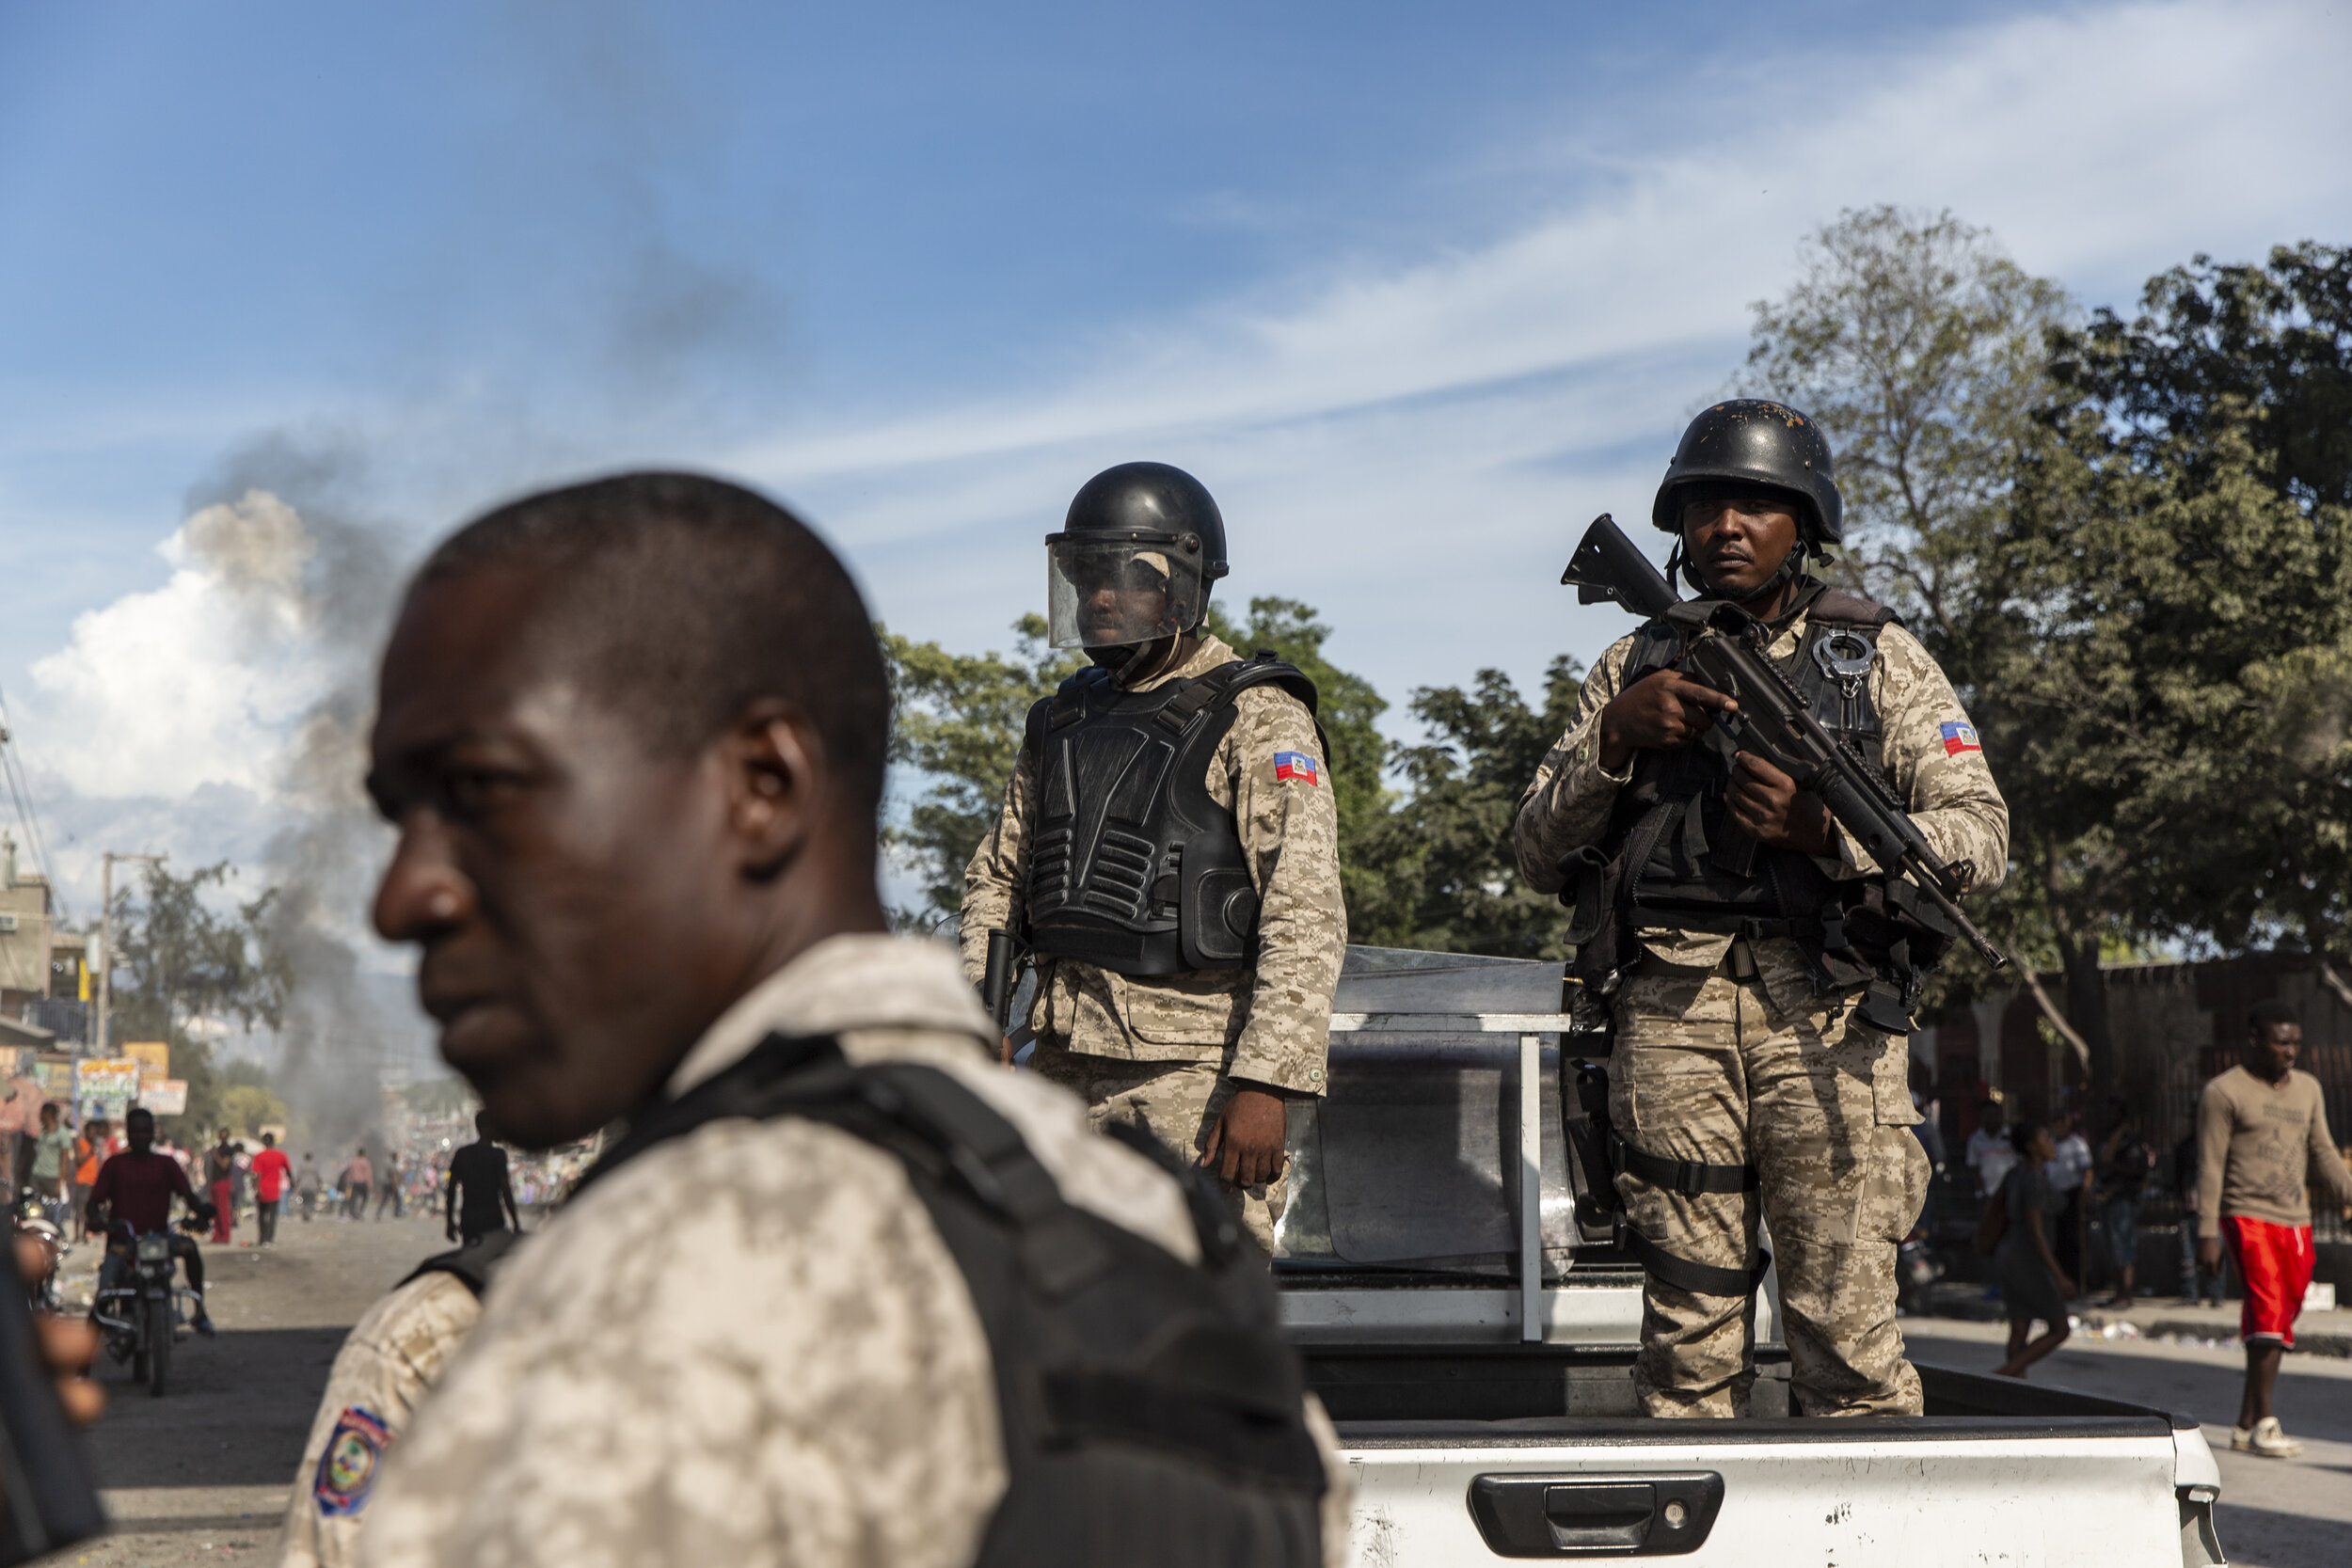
[1940,721,1982,756]
[315,1406,392,1517]
[1274,751,1320,785]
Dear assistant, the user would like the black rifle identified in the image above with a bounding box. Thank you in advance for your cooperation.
[1560,513,2005,968]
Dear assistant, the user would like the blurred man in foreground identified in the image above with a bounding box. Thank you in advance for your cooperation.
[354,472,1343,1568]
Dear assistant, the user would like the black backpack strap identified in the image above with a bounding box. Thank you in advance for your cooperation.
[572,1030,1328,1547]
[399,1227,523,1299]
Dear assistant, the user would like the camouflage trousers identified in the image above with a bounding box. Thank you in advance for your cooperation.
[1024,1038,1286,1254]
[1611,944,1930,1418]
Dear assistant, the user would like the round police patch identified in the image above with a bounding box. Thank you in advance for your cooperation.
[314,1406,393,1517]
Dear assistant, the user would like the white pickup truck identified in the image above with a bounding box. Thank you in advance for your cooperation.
[1273,946,2227,1566]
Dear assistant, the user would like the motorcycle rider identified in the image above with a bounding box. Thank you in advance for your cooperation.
[86,1106,216,1336]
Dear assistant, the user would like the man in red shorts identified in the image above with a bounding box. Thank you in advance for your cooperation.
[2196,1000,2352,1457]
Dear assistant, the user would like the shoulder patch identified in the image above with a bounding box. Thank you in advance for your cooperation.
[1939,721,1981,756]
[314,1405,393,1516]
[1273,751,1320,785]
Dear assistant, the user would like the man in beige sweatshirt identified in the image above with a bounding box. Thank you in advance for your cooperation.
[2196,999,2352,1458]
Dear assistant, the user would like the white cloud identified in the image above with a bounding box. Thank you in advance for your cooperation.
[738,0,2352,710]
[25,489,327,800]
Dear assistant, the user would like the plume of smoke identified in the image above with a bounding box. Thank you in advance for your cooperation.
[182,436,412,1152]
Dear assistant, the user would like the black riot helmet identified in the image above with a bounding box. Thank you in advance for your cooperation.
[1652,400,1844,548]
[1045,462,1229,652]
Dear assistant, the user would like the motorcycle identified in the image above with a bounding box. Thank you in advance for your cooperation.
[92,1219,205,1398]
[14,1202,65,1317]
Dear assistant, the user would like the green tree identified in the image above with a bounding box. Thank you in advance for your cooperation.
[2017,245,2352,993]
[1741,207,2116,1080]
[107,863,284,1143]
[879,614,1083,927]
[1348,658,1584,957]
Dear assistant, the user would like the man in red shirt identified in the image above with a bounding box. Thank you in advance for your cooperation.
[87,1106,216,1335]
[252,1131,294,1248]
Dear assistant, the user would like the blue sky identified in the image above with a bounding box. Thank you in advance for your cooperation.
[1,0,2347,927]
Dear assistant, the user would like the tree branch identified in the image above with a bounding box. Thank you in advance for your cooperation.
[2007,947,2094,1077]
[2315,958,2352,1013]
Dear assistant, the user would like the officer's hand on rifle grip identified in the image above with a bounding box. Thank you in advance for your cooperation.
[1725,752,1836,856]
[1596,671,1739,772]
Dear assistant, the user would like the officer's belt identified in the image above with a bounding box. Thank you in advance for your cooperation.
[1627,911,1814,942]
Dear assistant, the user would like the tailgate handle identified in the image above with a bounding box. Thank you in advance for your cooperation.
[1468,1472,1724,1557]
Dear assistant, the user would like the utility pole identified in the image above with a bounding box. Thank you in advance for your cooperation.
[93,851,162,1065]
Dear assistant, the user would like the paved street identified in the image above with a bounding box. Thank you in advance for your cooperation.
[56,1209,453,1565]
[1905,1319,2352,1568]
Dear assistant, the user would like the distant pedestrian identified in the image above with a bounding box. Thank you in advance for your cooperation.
[345,1147,374,1219]
[206,1130,238,1243]
[444,1114,522,1244]
[2045,1108,2092,1291]
[252,1132,293,1247]
[71,1117,108,1241]
[2094,1101,2153,1307]
[296,1153,323,1221]
[2196,1000,2352,1458]
[375,1151,405,1219]
[29,1103,72,1227]
[1994,1119,2075,1379]
[1965,1100,2015,1199]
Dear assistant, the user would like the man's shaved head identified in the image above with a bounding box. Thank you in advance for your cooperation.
[419,471,889,818]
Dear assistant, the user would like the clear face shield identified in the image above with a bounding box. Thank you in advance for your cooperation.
[1045,538,1207,651]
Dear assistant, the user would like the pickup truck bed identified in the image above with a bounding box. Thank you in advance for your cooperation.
[1275,948,2227,1565]
[1310,1346,2221,1565]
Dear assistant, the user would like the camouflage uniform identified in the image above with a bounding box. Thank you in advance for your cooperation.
[359,934,1351,1568]
[281,1271,482,1568]
[1517,610,2007,1418]
[961,631,1346,1250]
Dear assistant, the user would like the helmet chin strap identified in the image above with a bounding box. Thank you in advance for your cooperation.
[1668,539,1812,606]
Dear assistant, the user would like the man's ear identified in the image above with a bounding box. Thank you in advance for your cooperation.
[724,700,824,879]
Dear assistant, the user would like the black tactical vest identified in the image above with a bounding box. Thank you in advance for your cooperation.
[1023,655,1320,976]
[1565,586,1935,1012]
[575,1033,1327,1568]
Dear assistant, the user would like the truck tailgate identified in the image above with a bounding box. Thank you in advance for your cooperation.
[1342,1421,2190,1566]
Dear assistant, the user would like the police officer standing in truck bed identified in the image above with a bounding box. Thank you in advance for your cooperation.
[1515,402,2009,1418]
[961,462,1345,1254]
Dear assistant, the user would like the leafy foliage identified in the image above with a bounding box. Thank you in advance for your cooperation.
[1347,660,1584,957]
[879,614,1083,927]
[107,862,287,1142]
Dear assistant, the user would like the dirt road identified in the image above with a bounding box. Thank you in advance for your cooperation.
[56,1207,456,1566]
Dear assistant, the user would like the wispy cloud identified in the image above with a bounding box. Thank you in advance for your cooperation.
[739,0,2351,707]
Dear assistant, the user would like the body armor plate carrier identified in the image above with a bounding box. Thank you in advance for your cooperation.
[575,1033,1327,1568]
[1023,655,1320,976]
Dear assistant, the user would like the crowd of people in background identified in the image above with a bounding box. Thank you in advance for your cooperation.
[4,1101,592,1258]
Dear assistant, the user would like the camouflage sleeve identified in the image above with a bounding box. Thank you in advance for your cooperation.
[1821,624,2010,892]
[1219,689,1344,1096]
[958,741,1037,988]
[281,1272,482,1568]
[1512,636,1638,895]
